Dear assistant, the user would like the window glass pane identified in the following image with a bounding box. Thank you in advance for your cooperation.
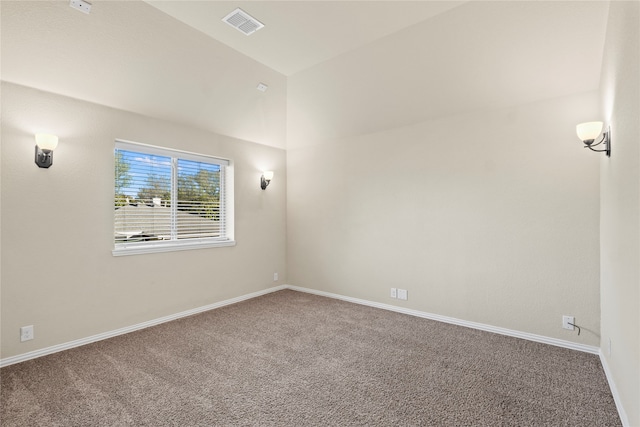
[177,159,222,239]
[114,149,172,243]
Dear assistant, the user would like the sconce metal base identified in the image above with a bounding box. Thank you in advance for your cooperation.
[35,146,54,168]
[260,175,271,190]
[584,127,611,157]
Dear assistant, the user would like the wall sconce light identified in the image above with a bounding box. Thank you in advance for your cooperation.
[576,122,611,157]
[35,133,59,168]
[261,171,274,190]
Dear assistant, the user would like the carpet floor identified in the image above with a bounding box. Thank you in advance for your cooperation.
[1,289,620,426]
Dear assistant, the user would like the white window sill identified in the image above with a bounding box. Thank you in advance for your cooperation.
[112,239,236,256]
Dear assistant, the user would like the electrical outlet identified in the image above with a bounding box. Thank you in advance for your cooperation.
[390,288,397,298]
[20,325,34,342]
[397,289,408,301]
[562,315,575,331]
[273,272,278,282]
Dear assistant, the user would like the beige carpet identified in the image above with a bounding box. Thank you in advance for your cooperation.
[1,290,620,426]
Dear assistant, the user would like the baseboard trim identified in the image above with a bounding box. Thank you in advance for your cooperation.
[0,284,599,363]
[286,285,600,355]
[0,285,288,368]
[3,284,622,422]
[599,350,630,427]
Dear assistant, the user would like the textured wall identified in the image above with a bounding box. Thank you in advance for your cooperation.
[286,1,608,150]
[0,83,287,359]
[599,1,640,425]
[287,92,601,346]
[1,1,287,149]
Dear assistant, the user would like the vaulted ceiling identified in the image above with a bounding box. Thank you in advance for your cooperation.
[143,1,466,76]
[1,1,609,149]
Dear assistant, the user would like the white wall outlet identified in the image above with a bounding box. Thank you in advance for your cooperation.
[397,289,408,301]
[273,272,278,282]
[562,315,575,330]
[69,0,92,14]
[20,325,34,342]
[390,288,397,298]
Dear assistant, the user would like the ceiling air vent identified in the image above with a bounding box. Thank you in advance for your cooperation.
[222,8,264,36]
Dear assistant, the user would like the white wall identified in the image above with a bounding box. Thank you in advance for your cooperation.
[287,91,601,346]
[599,2,640,425]
[286,1,608,150]
[0,83,287,359]
[1,1,287,150]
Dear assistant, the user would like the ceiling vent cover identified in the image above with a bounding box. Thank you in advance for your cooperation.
[222,8,264,36]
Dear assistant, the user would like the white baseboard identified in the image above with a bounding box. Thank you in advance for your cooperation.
[599,350,630,427]
[2,284,624,423]
[0,285,288,368]
[286,285,600,355]
[295,284,627,424]
[3,283,599,369]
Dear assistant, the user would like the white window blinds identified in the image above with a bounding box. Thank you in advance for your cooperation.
[114,140,233,255]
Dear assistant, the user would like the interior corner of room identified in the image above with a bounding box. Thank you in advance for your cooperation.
[0,0,638,425]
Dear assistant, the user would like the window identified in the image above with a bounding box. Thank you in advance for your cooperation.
[113,140,234,256]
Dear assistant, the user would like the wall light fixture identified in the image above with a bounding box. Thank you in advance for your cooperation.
[261,171,274,190]
[576,122,611,157]
[35,133,59,168]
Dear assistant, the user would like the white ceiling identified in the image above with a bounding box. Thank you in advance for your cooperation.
[1,1,609,150]
[143,1,466,76]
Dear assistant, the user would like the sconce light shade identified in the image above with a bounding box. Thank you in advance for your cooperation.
[261,171,274,190]
[35,133,59,150]
[35,133,59,168]
[576,122,603,143]
[576,122,611,157]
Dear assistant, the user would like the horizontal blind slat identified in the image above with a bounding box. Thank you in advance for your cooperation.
[115,144,229,247]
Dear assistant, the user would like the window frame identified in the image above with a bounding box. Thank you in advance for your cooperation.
[112,140,235,256]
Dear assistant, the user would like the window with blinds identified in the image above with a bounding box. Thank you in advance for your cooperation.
[113,140,235,255]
